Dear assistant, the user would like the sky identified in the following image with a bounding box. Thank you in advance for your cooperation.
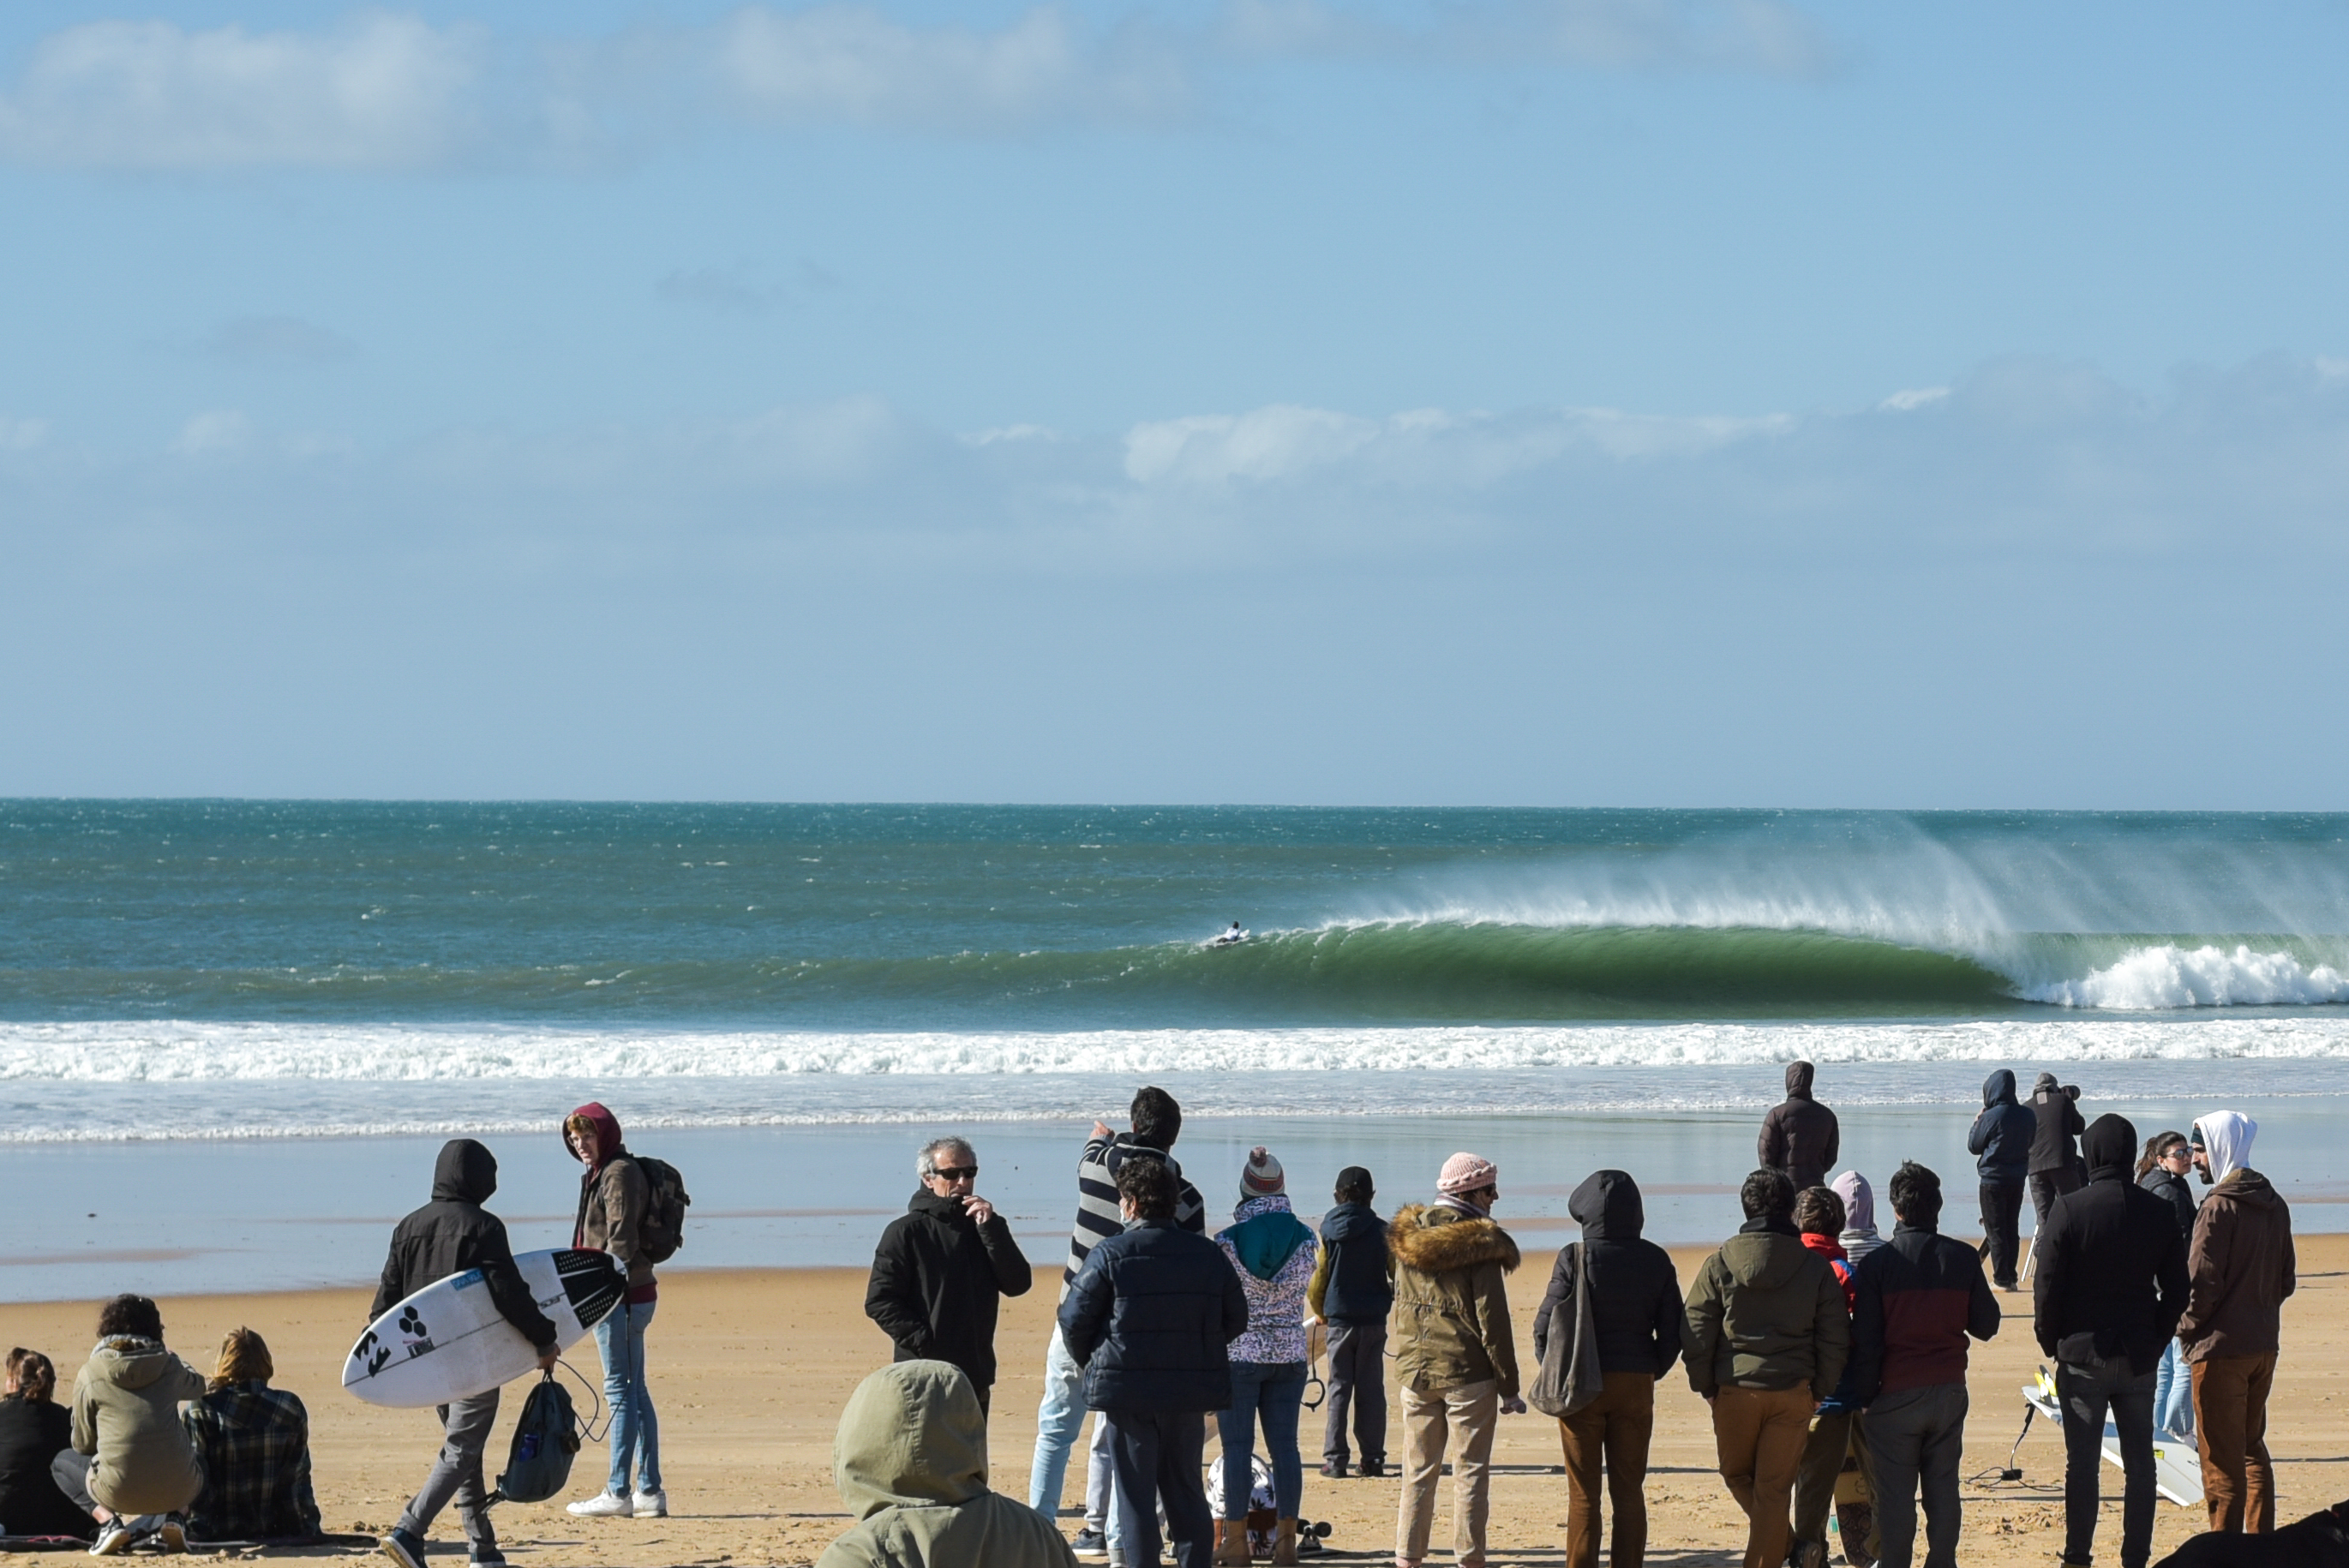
[1,1,2345,807]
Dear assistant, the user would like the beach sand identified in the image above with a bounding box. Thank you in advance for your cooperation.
[4,1237,2341,1566]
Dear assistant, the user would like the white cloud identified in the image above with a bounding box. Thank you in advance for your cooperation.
[1879,386,1949,412]
[171,410,252,456]
[0,14,482,170]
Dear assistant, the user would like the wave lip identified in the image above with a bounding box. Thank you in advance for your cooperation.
[2025,944,2349,1010]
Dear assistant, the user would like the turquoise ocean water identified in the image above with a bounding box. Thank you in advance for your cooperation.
[4,802,2346,1296]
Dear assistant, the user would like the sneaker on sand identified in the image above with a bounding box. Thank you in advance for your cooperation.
[155,1517,188,1554]
[632,1490,668,1517]
[88,1521,133,1558]
[1070,1526,1110,1561]
[1318,1459,1348,1478]
[378,1528,427,1568]
[568,1492,633,1518]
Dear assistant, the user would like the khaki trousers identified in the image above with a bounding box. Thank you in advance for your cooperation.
[1711,1384,1817,1568]
[1559,1371,1655,1568]
[2192,1354,2277,1535]
[1396,1379,1498,1565]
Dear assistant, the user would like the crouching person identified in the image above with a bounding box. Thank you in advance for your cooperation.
[1058,1154,1249,1568]
[817,1362,1076,1567]
[182,1329,321,1543]
[60,1295,209,1555]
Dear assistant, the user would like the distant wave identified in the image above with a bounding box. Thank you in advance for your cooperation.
[2022,944,2349,1009]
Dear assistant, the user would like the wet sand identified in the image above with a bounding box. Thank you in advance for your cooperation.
[3,1236,2342,1565]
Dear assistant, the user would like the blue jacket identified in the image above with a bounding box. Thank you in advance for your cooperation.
[1966,1069,2035,1184]
[1317,1201,1393,1327]
[1058,1217,1249,1414]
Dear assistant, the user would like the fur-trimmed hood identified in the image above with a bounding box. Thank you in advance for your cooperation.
[1389,1203,1521,1275]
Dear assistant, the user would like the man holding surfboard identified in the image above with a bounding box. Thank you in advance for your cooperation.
[373,1139,559,1568]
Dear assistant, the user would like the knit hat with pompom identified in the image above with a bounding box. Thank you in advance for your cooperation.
[1241,1146,1285,1198]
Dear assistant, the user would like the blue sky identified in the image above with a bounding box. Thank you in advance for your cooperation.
[2,2,2345,805]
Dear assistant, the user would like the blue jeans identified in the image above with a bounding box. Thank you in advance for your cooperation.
[1030,1328,1122,1551]
[1216,1361,1307,1520]
[2153,1338,2194,1438]
[596,1298,662,1496]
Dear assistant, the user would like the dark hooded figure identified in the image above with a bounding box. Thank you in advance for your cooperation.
[2028,1072,2088,1249]
[2033,1115,2190,1568]
[1966,1069,2035,1289]
[1533,1171,1682,1568]
[1759,1062,1840,1193]
[373,1139,558,1568]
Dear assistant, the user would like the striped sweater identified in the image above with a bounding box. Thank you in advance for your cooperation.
[1059,1131,1206,1299]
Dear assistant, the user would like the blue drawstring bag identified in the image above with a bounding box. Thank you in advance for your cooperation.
[492,1372,584,1505]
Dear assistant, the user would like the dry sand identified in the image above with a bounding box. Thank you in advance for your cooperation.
[5,1236,2343,1566]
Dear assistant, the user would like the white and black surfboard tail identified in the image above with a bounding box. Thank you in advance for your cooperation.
[554,1248,626,1331]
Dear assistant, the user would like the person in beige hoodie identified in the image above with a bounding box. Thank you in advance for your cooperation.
[55,1295,208,1556]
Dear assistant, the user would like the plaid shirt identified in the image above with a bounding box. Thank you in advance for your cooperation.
[181,1384,321,1541]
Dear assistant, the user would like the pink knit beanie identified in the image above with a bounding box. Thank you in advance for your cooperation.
[1241,1146,1285,1198]
[1437,1152,1497,1195]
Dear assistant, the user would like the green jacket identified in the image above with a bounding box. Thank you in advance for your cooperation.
[70,1338,208,1516]
[1681,1223,1850,1398]
[1387,1203,1522,1397]
[817,1362,1076,1568]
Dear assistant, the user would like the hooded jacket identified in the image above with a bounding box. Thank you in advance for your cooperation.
[816,1362,1077,1568]
[1217,1196,1317,1365]
[2178,1112,2295,1362]
[1682,1217,1850,1399]
[1848,1218,1999,1403]
[2032,1114,2189,1373]
[567,1102,656,1301]
[69,1338,208,1516]
[1758,1062,1840,1191]
[1307,1200,1394,1327]
[865,1188,1034,1391]
[1389,1203,1522,1397]
[1968,1070,2036,1184]
[2137,1164,2198,1246]
[2029,1074,2085,1176]
[1532,1171,1683,1379]
[371,1139,557,1351]
[1058,1218,1249,1414]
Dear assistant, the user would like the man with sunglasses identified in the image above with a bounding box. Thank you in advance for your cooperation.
[866,1137,1034,1416]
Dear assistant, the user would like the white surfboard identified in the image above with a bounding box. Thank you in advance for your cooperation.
[2024,1375,2203,1506]
[345,1248,626,1409]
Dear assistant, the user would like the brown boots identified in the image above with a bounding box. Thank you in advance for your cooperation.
[1273,1517,1299,1565]
[1212,1519,1251,1565]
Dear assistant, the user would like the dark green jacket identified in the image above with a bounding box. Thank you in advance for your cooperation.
[1681,1218,1850,1398]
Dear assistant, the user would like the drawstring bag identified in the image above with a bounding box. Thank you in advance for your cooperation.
[492,1371,584,1505]
[1526,1242,1606,1419]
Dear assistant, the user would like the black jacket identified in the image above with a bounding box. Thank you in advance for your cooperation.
[1318,1202,1393,1327]
[1967,1069,2036,1184]
[1058,1217,1249,1414]
[1758,1062,1840,1191]
[2138,1166,2198,1247]
[371,1139,557,1350]
[2029,1074,2085,1176]
[865,1188,1034,1390]
[1849,1221,1999,1403]
[1533,1170,1684,1378]
[0,1397,95,1539]
[2033,1115,2190,1373]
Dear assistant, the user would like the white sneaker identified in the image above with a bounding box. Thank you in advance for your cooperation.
[566,1493,632,1518]
[631,1490,668,1517]
[88,1520,133,1557]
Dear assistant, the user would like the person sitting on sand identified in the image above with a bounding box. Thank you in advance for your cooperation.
[57,1294,209,1556]
[817,1361,1076,1568]
[0,1349,95,1541]
[181,1329,321,1543]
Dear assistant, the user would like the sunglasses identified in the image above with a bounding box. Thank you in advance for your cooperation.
[932,1166,979,1182]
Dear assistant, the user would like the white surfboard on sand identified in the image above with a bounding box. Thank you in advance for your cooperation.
[2024,1375,2203,1506]
[345,1248,625,1409]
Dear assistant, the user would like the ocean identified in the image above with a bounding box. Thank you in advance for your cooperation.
[4,801,2346,1298]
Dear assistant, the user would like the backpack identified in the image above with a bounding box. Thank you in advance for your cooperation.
[492,1373,583,1505]
[625,1154,692,1264]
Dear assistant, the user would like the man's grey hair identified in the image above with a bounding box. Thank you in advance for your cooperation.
[917,1137,974,1179]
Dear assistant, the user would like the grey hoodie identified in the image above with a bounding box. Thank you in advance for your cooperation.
[69,1336,207,1516]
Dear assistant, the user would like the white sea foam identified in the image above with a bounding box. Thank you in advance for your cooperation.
[2023,945,2349,1009]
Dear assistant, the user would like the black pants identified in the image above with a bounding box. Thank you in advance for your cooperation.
[1321,1321,1387,1468]
[2028,1167,2082,1267]
[1106,1408,1212,1568]
[1978,1182,2024,1286]
[2058,1356,2158,1568]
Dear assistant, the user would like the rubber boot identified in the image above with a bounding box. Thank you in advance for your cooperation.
[1273,1518,1299,1566]
[1212,1519,1251,1566]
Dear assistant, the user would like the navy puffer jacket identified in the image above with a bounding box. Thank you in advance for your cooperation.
[1058,1218,1249,1413]
[1967,1070,2036,1183]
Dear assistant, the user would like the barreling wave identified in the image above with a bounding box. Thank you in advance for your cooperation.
[7,919,2346,1026]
